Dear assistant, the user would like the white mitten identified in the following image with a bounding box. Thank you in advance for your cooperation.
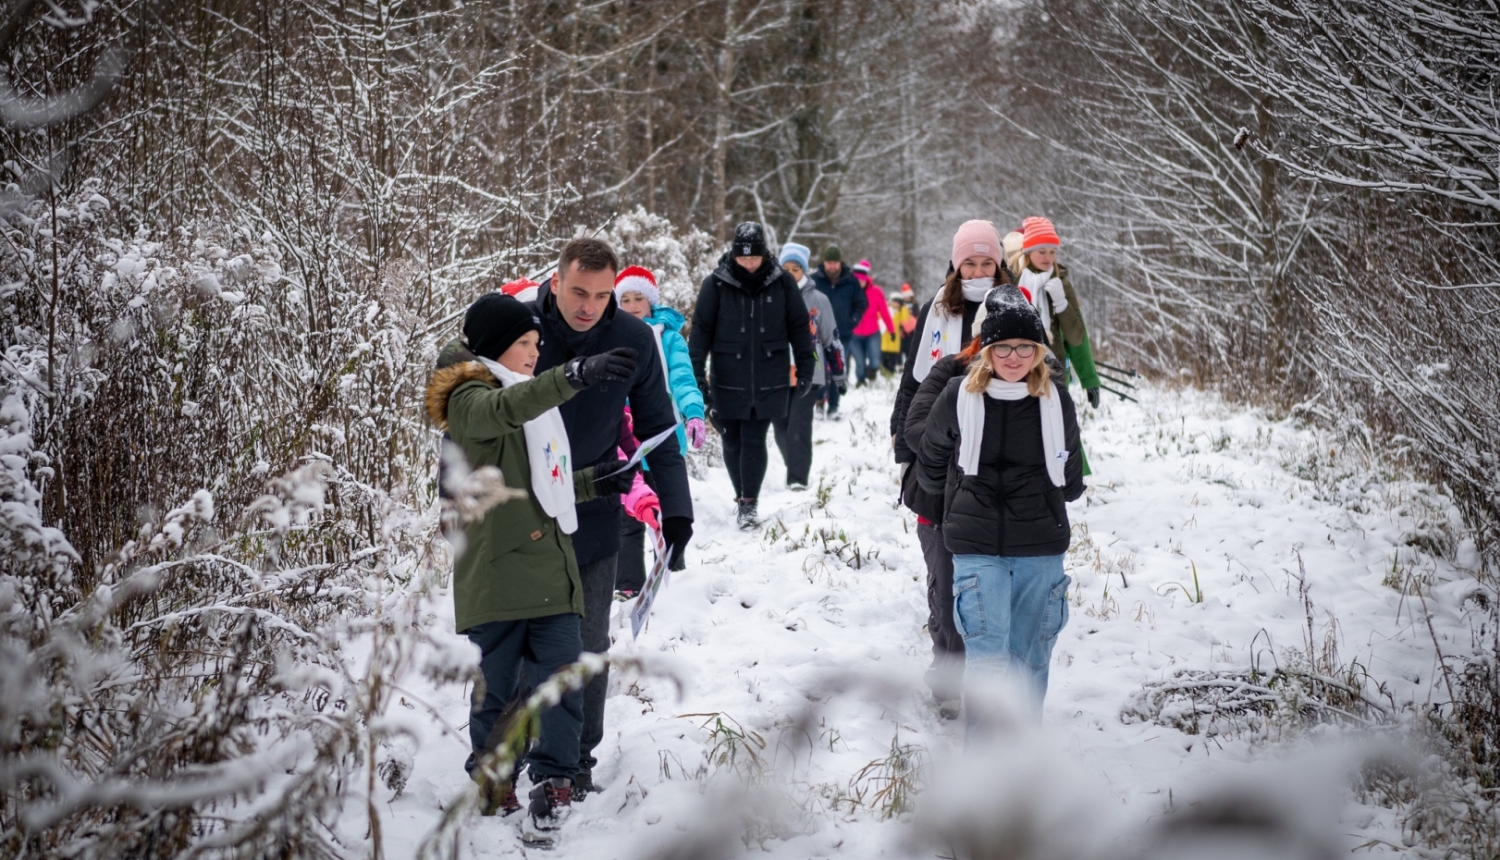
[1044,278,1068,313]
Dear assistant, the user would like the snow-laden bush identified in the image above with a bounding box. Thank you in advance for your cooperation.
[603,206,719,314]
[0,182,461,858]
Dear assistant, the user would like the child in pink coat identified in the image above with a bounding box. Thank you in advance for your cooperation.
[850,259,896,386]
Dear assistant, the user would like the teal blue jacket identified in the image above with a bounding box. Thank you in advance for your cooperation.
[644,306,706,451]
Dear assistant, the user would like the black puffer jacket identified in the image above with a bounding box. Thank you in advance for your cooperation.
[916,377,1085,557]
[900,353,969,522]
[891,295,983,465]
[690,254,817,422]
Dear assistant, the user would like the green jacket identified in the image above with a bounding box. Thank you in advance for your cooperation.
[1033,261,1101,391]
[426,346,598,631]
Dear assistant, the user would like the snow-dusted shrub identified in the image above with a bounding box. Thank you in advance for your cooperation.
[603,206,719,314]
[0,182,461,858]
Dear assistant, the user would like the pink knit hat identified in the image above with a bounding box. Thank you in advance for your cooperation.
[950,220,1003,270]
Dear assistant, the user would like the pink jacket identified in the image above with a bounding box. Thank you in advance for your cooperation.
[852,276,895,337]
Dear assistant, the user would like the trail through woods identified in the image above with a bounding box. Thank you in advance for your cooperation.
[370,379,1477,857]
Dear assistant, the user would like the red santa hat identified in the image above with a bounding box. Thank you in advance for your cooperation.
[500,277,540,303]
[613,266,659,305]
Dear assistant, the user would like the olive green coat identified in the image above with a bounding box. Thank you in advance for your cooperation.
[426,351,598,632]
[1032,261,1102,392]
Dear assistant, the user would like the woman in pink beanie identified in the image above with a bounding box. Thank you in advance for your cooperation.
[888,219,1010,714]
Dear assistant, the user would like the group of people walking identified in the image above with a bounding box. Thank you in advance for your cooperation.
[427,214,1100,840]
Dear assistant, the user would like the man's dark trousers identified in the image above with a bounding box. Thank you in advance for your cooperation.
[577,554,618,776]
[465,614,583,780]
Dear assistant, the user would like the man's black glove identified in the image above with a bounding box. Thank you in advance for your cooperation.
[564,348,638,390]
[795,375,814,398]
[835,377,848,395]
[591,459,638,496]
[1087,387,1101,409]
[662,516,693,571]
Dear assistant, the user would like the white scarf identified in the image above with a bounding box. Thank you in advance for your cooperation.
[478,357,578,533]
[956,376,1068,488]
[911,279,995,382]
[1017,267,1055,343]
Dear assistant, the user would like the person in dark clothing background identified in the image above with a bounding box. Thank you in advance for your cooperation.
[527,237,695,798]
[690,222,817,529]
[810,245,866,419]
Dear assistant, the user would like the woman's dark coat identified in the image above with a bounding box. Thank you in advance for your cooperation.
[916,377,1086,557]
[690,254,817,422]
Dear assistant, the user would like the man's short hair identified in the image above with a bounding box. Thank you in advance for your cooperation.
[558,237,619,278]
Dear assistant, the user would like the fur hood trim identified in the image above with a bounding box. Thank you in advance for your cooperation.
[425,362,496,430]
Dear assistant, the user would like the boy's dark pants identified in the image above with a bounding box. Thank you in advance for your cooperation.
[464,614,584,781]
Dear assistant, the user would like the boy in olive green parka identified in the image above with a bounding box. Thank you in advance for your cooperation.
[426,293,639,826]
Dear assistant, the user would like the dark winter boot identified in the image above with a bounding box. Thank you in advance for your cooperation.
[570,769,595,802]
[523,777,573,843]
[735,498,760,531]
[474,774,520,817]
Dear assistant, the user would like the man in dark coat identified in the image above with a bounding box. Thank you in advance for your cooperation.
[810,245,866,418]
[527,237,694,796]
[689,222,817,529]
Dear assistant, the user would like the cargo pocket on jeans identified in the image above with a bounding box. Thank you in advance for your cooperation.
[1040,574,1072,643]
[953,576,984,640]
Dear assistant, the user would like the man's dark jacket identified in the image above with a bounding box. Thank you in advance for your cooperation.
[529,287,692,565]
[811,264,868,344]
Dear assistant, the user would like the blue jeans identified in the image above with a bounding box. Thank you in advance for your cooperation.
[850,334,883,382]
[952,554,1070,711]
[465,614,584,780]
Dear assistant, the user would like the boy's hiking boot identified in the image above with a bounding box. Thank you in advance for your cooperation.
[474,774,520,817]
[522,777,572,845]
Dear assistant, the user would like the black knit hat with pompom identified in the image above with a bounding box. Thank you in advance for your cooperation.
[979,283,1047,347]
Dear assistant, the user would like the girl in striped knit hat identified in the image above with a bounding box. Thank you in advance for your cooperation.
[1013,217,1102,416]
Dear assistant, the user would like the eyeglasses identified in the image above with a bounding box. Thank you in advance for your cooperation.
[990,343,1037,358]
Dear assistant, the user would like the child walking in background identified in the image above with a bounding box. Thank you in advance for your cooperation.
[882,287,915,373]
[772,241,848,491]
[1010,218,1102,412]
[614,266,705,581]
[426,293,639,837]
[849,259,895,386]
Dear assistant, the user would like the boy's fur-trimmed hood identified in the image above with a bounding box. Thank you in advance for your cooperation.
[425,361,495,430]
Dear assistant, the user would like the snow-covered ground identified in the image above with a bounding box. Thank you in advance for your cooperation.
[368,377,1483,857]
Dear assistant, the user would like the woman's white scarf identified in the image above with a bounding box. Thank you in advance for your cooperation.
[957,377,1067,488]
[911,279,994,382]
[479,357,578,533]
[1017,268,1055,343]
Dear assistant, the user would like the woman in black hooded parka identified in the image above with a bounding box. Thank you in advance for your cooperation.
[690,222,817,529]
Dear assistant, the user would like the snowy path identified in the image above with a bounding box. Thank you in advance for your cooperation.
[374,378,1478,857]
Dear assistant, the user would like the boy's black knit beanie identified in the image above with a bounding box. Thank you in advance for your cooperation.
[463,292,541,360]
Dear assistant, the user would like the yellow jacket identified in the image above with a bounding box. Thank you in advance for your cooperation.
[882,302,914,353]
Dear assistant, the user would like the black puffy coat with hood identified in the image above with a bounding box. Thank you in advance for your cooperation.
[690,254,817,422]
[916,375,1085,557]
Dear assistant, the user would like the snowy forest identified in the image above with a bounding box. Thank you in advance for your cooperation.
[2,0,1498,857]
